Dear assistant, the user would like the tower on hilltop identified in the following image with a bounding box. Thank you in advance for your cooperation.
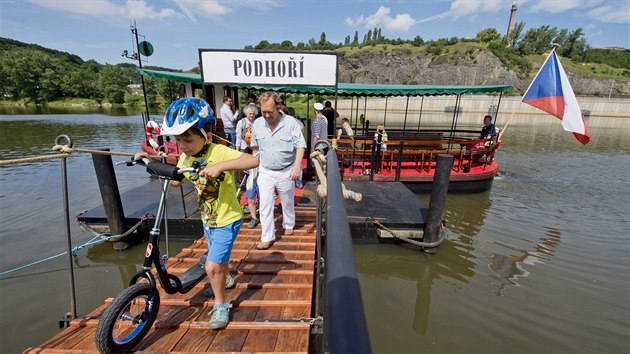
[506,2,518,47]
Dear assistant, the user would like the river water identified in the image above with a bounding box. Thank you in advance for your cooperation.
[0,113,629,353]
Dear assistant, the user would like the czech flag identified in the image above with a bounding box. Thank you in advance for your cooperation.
[522,51,590,144]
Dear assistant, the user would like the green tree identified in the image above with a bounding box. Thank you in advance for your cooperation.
[518,25,558,54]
[353,31,359,45]
[254,40,270,50]
[476,28,501,43]
[319,32,327,46]
[412,35,424,46]
[98,64,129,104]
[507,21,525,47]
[280,40,294,49]
[558,28,588,60]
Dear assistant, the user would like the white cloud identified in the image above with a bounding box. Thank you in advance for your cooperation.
[346,6,416,32]
[530,0,584,14]
[416,0,505,23]
[174,0,232,20]
[28,0,178,20]
[587,4,630,24]
[448,0,504,19]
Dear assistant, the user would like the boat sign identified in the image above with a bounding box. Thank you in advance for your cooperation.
[199,49,337,87]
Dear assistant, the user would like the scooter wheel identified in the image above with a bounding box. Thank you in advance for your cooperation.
[95,283,160,354]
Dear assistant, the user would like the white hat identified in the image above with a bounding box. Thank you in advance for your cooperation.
[314,102,324,111]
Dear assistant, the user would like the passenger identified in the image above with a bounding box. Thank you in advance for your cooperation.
[235,106,256,153]
[286,106,305,188]
[312,102,328,147]
[135,98,258,330]
[220,96,239,147]
[322,100,338,137]
[374,124,388,150]
[480,115,498,139]
[235,106,260,228]
[337,117,354,149]
[238,94,260,119]
[250,91,306,250]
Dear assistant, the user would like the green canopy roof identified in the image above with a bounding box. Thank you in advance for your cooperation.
[138,68,512,96]
[138,68,201,84]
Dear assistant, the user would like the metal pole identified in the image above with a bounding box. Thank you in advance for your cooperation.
[383,97,388,127]
[424,154,453,253]
[132,21,152,122]
[56,135,77,322]
[402,96,410,136]
[417,96,424,131]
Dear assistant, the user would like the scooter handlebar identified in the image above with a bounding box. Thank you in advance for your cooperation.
[130,158,224,182]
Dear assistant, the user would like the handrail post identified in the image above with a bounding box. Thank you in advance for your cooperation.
[56,135,77,325]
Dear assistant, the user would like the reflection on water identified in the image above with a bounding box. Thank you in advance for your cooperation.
[0,105,143,116]
[1,114,629,353]
[356,123,630,353]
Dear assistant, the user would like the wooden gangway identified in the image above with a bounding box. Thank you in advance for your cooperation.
[25,205,317,353]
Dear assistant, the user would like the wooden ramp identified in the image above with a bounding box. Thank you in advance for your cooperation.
[25,205,317,353]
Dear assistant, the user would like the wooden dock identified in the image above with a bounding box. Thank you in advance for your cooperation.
[25,205,317,353]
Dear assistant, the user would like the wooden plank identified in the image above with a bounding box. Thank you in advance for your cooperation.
[30,202,317,354]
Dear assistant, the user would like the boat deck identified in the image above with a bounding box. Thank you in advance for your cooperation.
[25,206,317,353]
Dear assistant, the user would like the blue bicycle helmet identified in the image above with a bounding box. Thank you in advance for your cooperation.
[160,98,215,136]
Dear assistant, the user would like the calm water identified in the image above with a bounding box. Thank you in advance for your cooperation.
[1,113,629,353]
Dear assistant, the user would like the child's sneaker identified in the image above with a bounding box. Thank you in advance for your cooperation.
[208,303,232,330]
[248,218,259,228]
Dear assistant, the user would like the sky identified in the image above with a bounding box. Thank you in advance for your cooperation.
[1,0,628,71]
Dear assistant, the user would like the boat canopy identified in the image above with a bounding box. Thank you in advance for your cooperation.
[138,68,512,96]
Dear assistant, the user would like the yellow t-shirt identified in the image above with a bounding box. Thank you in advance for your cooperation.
[176,144,243,227]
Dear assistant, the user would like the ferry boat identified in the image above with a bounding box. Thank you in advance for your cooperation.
[139,68,511,192]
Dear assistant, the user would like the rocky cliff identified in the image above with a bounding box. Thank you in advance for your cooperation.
[338,48,629,97]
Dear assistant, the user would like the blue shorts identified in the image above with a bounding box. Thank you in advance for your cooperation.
[203,219,242,264]
[245,178,258,200]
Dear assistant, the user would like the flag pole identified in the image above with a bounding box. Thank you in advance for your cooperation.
[498,44,560,141]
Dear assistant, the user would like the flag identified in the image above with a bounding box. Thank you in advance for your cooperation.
[522,51,590,144]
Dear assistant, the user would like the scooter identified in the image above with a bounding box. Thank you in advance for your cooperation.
[95,157,221,354]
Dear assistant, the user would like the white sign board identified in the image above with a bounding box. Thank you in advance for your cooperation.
[200,50,337,87]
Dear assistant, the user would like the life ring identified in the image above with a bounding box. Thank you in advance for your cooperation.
[145,120,162,150]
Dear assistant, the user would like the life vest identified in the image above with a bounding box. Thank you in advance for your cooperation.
[145,120,163,151]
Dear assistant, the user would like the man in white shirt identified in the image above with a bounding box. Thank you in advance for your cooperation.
[220,96,239,147]
[250,91,306,250]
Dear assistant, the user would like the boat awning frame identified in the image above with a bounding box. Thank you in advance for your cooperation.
[138,68,512,97]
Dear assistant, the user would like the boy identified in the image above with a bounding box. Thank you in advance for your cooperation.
[137,98,258,329]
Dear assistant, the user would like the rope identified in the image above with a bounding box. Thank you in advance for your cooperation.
[370,217,445,249]
[0,153,71,166]
[0,144,174,167]
[0,217,148,277]
[309,150,362,201]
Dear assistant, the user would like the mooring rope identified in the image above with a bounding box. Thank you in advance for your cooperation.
[0,144,173,167]
[0,217,147,278]
[370,217,446,248]
[310,150,362,201]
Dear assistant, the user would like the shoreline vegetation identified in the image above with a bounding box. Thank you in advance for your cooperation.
[2,24,629,105]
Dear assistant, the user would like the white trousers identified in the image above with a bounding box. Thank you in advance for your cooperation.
[256,166,295,242]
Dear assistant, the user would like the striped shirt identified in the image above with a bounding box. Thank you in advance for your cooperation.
[311,115,328,143]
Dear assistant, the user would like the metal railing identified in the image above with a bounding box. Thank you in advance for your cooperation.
[319,150,372,354]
